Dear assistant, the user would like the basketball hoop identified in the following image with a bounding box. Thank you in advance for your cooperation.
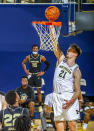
[32,21,62,51]
[32,6,62,51]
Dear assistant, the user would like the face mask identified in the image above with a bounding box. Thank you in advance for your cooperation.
[32,51,38,55]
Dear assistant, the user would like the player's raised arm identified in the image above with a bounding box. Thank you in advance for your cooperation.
[49,25,65,62]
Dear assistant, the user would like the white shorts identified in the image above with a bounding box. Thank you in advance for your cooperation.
[53,92,80,121]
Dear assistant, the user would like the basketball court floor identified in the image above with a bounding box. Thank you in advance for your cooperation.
[31,119,94,131]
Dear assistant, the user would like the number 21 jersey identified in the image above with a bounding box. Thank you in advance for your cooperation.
[53,59,79,94]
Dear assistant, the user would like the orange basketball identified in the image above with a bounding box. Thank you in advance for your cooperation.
[45,6,60,21]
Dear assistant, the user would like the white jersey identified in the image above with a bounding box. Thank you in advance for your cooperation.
[53,59,79,94]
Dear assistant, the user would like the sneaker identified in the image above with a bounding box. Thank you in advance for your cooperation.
[39,106,43,112]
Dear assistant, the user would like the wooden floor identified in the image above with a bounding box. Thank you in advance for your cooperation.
[77,121,94,131]
[31,120,94,131]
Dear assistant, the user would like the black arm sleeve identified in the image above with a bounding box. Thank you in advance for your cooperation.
[43,60,50,72]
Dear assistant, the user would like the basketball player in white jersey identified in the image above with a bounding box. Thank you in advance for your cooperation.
[52,42,82,131]
[53,43,82,131]
[49,25,82,131]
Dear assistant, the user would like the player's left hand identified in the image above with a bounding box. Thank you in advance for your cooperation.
[37,72,45,76]
[62,100,73,109]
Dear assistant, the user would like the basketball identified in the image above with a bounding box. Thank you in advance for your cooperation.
[45,6,60,21]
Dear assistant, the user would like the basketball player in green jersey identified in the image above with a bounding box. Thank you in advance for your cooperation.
[22,44,50,109]
[0,90,30,131]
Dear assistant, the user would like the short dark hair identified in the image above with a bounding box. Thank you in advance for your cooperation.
[14,115,31,131]
[21,76,28,80]
[5,90,16,105]
[70,44,82,57]
[32,44,39,49]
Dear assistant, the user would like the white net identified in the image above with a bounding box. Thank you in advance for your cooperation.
[32,22,61,51]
